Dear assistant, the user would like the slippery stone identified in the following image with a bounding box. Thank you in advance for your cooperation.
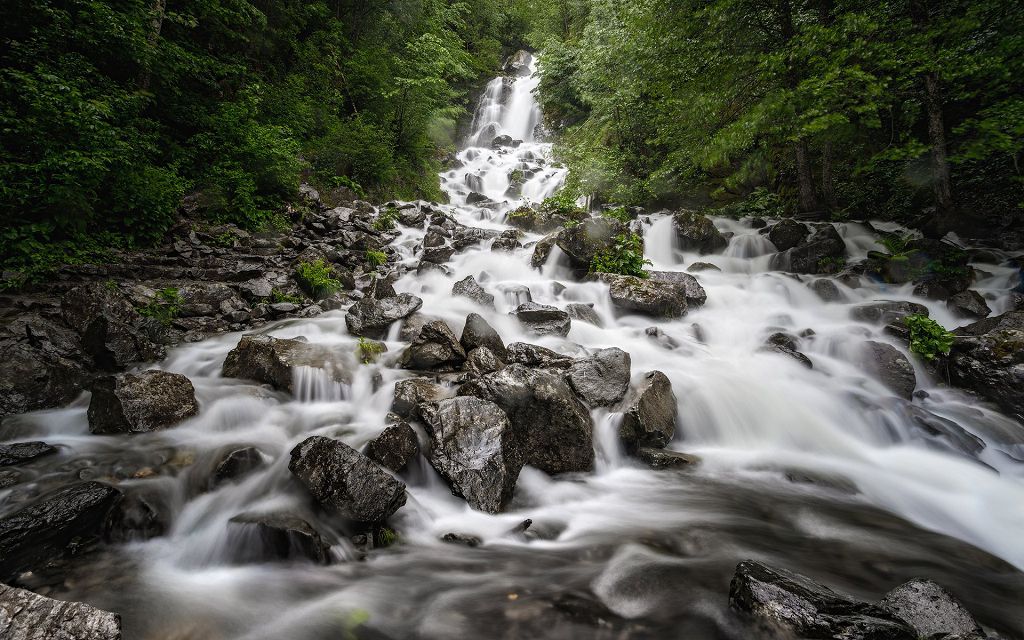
[228,512,331,564]
[948,311,1024,420]
[0,583,122,640]
[0,441,57,467]
[460,313,507,361]
[212,446,265,486]
[88,370,199,434]
[565,303,602,327]
[565,348,631,407]
[364,418,420,472]
[555,217,628,269]
[786,225,847,274]
[511,302,571,337]
[620,371,678,449]
[768,218,810,251]
[289,436,407,522]
[391,377,449,421]
[647,270,708,307]
[345,293,423,338]
[862,341,916,399]
[635,448,700,470]
[0,313,90,417]
[592,273,688,318]
[400,320,466,370]
[62,282,164,369]
[850,300,929,325]
[672,211,727,254]
[222,334,351,393]
[879,579,983,639]
[946,290,990,319]
[452,275,495,309]
[422,397,522,513]
[505,342,576,369]
[464,346,504,375]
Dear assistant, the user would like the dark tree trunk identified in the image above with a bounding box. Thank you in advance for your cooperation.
[821,143,837,211]
[137,0,166,90]
[795,141,819,213]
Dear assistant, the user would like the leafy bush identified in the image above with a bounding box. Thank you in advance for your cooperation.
[372,207,399,232]
[590,233,652,278]
[601,206,631,222]
[295,259,341,299]
[539,191,586,218]
[905,314,955,360]
[357,337,386,364]
[718,188,786,219]
[137,287,181,326]
[271,289,303,304]
[366,250,388,267]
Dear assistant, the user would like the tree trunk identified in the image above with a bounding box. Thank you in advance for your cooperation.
[821,142,837,211]
[795,142,819,213]
[137,0,166,90]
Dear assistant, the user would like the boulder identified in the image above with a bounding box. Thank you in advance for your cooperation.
[88,370,198,434]
[0,482,123,581]
[400,320,466,370]
[0,441,57,467]
[879,579,983,639]
[687,262,721,273]
[555,218,628,269]
[946,290,990,319]
[491,229,522,252]
[647,271,708,307]
[453,226,499,250]
[0,583,122,640]
[222,334,351,392]
[212,446,264,486]
[565,303,602,327]
[61,283,163,369]
[364,418,420,472]
[786,225,846,274]
[459,364,594,474]
[768,219,810,251]
[530,233,559,268]
[228,512,331,564]
[565,348,631,407]
[391,378,449,421]
[762,333,814,369]
[809,278,843,302]
[729,560,915,639]
[345,293,423,338]
[177,283,246,317]
[591,273,688,318]
[850,300,929,325]
[421,397,522,513]
[511,302,571,337]
[0,313,90,417]
[913,274,972,300]
[503,49,532,76]
[460,313,507,360]
[947,311,1024,420]
[672,211,727,254]
[288,436,407,522]
[862,341,916,399]
[635,448,700,470]
[505,342,576,369]
[452,275,495,309]
[465,346,504,376]
[620,371,678,449]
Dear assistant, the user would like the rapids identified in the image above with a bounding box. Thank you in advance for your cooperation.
[2,54,1023,639]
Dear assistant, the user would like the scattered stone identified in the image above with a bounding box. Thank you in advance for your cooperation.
[505,342,576,369]
[880,579,983,639]
[648,270,708,307]
[441,532,482,547]
[212,446,264,486]
[391,378,449,421]
[452,275,496,309]
[400,320,466,370]
[62,282,164,369]
[635,448,700,470]
[464,346,504,375]
[809,278,843,302]
[531,233,558,268]
[850,300,929,325]
[913,273,972,300]
[364,418,420,472]
[673,210,727,254]
[88,370,199,434]
[687,262,721,273]
[948,311,1024,420]
[620,371,678,449]
[491,229,522,252]
[453,226,499,250]
[0,583,122,640]
[422,397,522,513]
[555,218,628,269]
[460,313,507,360]
[862,341,916,399]
[511,302,571,337]
[288,436,407,522]
[565,303,602,327]
[229,512,331,564]
[222,334,351,392]
[591,273,688,318]
[768,219,810,251]
[345,293,424,338]
[0,441,57,467]
[565,348,631,407]
[946,290,990,319]
[786,225,846,274]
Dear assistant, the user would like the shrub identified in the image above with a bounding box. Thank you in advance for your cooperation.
[601,206,631,223]
[295,259,341,299]
[590,233,652,278]
[905,314,955,360]
[539,191,586,218]
[372,207,399,232]
[271,289,303,304]
[137,287,181,326]
[718,187,786,219]
[366,250,388,267]
[357,336,386,364]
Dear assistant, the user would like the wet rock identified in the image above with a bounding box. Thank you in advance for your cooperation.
[345,293,423,338]
[0,481,123,581]
[453,226,500,250]
[503,49,532,76]
[764,342,814,369]
[400,320,466,370]
[222,334,351,392]
[947,290,990,319]
[530,233,559,267]
[491,134,522,149]
[619,371,678,449]
[687,262,721,273]
[106,490,165,543]
[565,303,602,327]
[178,283,246,317]
[391,378,449,421]
[465,346,504,375]
[635,448,700,470]
[672,210,727,254]
[850,300,929,324]
[0,583,122,640]
[441,532,482,547]
[0,441,57,467]
[809,278,843,302]
[459,364,594,474]
[88,370,199,434]
[399,312,433,342]
[948,311,1024,420]
[505,342,576,369]
[212,446,265,486]
[862,341,916,399]
[422,243,456,265]
[768,219,810,251]
[288,436,407,522]
[500,283,534,306]
[786,225,846,274]
[511,302,571,337]
[591,273,688,318]
[421,397,522,513]
[460,313,507,360]
[229,512,330,564]
[452,275,495,309]
[565,348,631,407]
[555,218,628,269]
[491,229,522,252]
[645,326,681,349]
[647,270,708,307]
[729,560,915,639]
[62,282,164,369]
[913,274,972,300]
[879,579,983,639]
[364,418,420,472]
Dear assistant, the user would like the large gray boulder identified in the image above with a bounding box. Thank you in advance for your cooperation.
[227,512,331,564]
[511,302,571,337]
[948,311,1024,421]
[0,482,123,582]
[88,370,199,434]
[345,293,423,338]
[786,225,846,274]
[880,579,983,639]
[364,417,420,472]
[459,364,594,474]
[505,342,576,369]
[0,441,57,467]
[0,313,90,417]
[565,348,631,407]
[555,218,628,269]
[400,320,466,370]
[946,290,990,319]
[647,271,708,307]
[729,561,915,639]
[452,275,495,309]
[62,282,164,369]
[591,273,688,318]
[620,371,678,449]
[460,313,506,360]
[768,218,810,251]
[850,300,929,325]
[288,436,407,522]
[0,583,122,640]
[862,341,916,399]
[673,211,727,254]
[421,397,522,513]
[222,334,351,392]
[391,378,450,421]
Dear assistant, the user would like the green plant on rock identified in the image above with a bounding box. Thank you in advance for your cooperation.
[295,259,341,300]
[366,250,388,268]
[601,206,631,222]
[271,289,303,304]
[372,207,399,232]
[905,314,955,360]
[508,169,524,184]
[138,287,181,326]
[540,191,586,218]
[210,232,236,248]
[718,188,785,219]
[357,336,386,364]
[590,233,652,278]
[817,256,847,273]
[508,205,533,219]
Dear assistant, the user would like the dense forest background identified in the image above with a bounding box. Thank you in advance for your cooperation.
[1,0,1022,284]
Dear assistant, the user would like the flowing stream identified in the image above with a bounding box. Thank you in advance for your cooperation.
[4,55,1024,639]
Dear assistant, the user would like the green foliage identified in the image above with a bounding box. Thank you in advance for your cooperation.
[816,256,847,273]
[295,259,340,299]
[601,206,631,222]
[539,191,585,218]
[372,208,399,232]
[590,233,651,278]
[904,314,955,360]
[137,287,182,326]
[880,234,914,257]
[508,169,525,184]
[365,250,388,268]
[271,289,303,304]
[357,337,386,365]
[718,188,786,219]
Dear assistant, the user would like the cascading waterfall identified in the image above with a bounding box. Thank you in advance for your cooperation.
[3,53,1024,639]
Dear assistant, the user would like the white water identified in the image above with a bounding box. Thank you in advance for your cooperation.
[3,55,1024,638]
